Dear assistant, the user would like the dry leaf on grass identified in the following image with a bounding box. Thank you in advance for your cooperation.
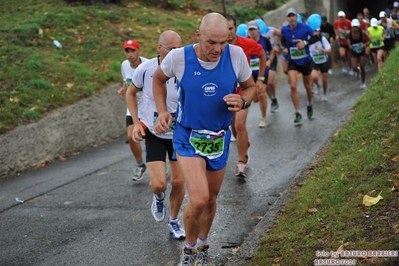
[363,192,383,207]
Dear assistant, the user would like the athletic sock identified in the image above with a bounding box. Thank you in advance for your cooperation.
[197,235,208,247]
[185,241,197,250]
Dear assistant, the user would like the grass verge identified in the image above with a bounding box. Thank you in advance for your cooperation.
[0,0,201,134]
[247,50,399,265]
[0,0,286,135]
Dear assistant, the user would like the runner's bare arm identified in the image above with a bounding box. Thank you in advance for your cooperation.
[153,67,172,135]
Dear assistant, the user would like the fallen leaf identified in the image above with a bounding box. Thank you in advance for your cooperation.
[66,83,74,89]
[391,156,398,162]
[363,192,383,206]
[308,207,318,213]
[9,97,19,103]
[231,247,239,254]
[336,244,344,253]
[340,173,345,180]
[57,156,67,161]
[63,201,73,205]
[273,257,282,263]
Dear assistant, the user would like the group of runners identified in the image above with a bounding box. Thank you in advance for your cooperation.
[114,4,398,265]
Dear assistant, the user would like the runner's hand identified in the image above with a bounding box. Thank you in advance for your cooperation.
[223,93,244,112]
[154,112,171,135]
[132,123,145,142]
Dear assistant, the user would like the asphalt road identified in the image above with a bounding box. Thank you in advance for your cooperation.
[0,66,377,266]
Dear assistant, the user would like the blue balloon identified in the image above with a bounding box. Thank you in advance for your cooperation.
[236,24,248,37]
[297,13,302,23]
[255,19,268,34]
[307,13,322,30]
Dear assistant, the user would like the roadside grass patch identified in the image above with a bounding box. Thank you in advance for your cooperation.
[0,0,200,135]
[248,50,399,265]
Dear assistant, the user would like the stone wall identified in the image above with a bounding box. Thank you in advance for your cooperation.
[0,84,126,179]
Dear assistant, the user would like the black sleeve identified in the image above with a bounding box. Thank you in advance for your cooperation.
[281,37,286,47]
[329,24,336,39]
[263,36,273,52]
[308,35,320,45]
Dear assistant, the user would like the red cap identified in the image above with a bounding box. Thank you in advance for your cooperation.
[123,40,140,50]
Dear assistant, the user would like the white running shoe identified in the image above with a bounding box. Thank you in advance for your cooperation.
[360,83,367,90]
[321,95,328,102]
[197,245,212,265]
[348,69,354,76]
[151,192,166,222]
[132,164,147,181]
[328,69,332,75]
[168,218,185,240]
[258,117,268,128]
[342,66,348,73]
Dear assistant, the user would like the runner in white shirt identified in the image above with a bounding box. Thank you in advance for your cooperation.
[126,30,186,240]
[309,28,332,101]
[118,40,148,181]
[262,25,282,112]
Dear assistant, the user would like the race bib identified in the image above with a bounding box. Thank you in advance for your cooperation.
[386,30,392,39]
[339,30,347,39]
[189,129,226,159]
[126,77,132,87]
[153,112,176,133]
[312,54,327,64]
[352,43,364,53]
[321,32,330,39]
[290,47,307,60]
[371,40,382,48]
[250,58,260,71]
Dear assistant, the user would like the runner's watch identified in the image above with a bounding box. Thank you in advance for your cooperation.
[241,98,251,109]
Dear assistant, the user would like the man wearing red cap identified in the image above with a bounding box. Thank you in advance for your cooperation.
[118,40,148,181]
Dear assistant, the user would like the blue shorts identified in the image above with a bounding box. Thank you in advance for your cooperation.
[172,123,231,171]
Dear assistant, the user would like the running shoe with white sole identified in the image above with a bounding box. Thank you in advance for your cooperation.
[342,65,348,73]
[168,218,186,240]
[258,117,268,128]
[271,98,279,113]
[179,247,197,266]
[196,245,212,265]
[321,95,328,102]
[348,69,354,76]
[151,192,166,222]
[360,83,367,90]
[132,164,147,181]
[235,162,247,178]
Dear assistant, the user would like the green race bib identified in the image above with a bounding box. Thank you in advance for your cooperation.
[189,129,226,159]
[126,77,132,87]
[371,40,382,48]
[290,47,307,60]
[312,54,327,64]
